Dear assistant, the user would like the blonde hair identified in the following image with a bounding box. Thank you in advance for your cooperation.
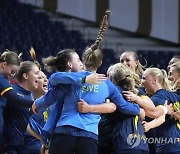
[171,62,180,92]
[145,67,172,91]
[107,64,115,79]
[29,47,41,70]
[112,63,138,94]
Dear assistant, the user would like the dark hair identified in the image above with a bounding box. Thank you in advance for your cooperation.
[82,10,110,70]
[16,61,37,83]
[0,50,20,66]
[172,55,180,59]
[42,49,76,72]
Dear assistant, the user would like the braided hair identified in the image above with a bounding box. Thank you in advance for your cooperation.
[90,10,110,51]
[83,10,111,70]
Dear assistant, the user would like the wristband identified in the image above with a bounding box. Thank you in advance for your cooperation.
[162,106,168,115]
[106,99,110,103]
[81,76,86,84]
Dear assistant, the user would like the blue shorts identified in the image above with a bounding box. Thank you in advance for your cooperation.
[21,140,42,154]
[49,133,98,154]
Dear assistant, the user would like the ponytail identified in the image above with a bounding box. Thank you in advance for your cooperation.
[42,56,57,73]
[146,68,172,91]
[83,10,111,69]
[160,69,172,91]
[90,10,110,51]
[29,47,41,70]
[42,49,76,72]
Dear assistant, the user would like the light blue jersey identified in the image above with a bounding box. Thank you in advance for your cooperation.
[35,71,140,135]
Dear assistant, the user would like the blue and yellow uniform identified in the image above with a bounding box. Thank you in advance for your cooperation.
[0,74,33,153]
[99,87,149,154]
[35,72,141,153]
[21,107,48,154]
[150,89,180,154]
[0,74,10,146]
[42,100,63,141]
[0,74,13,138]
[3,84,34,153]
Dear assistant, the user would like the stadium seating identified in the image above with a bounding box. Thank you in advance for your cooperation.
[0,0,178,74]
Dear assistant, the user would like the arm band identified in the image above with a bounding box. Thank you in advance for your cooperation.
[162,106,168,115]
[81,76,86,84]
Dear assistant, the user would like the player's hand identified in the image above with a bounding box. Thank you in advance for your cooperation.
[77,99,90,113]
[41,144,48,154]
[142,121,151,132]
[32,102,39,114]
[86,73,107,84]
[164,100,173,115]
[122,91,139,102]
